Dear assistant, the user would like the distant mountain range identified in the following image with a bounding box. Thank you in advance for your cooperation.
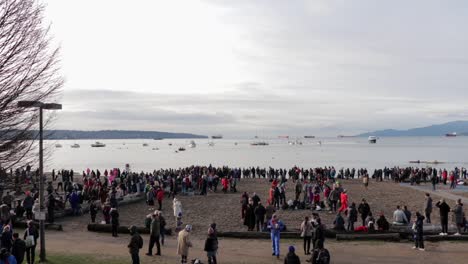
[38,130,207,140]
[357,121,468,137]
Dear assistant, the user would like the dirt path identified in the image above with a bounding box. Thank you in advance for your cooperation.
[45,229,468,264]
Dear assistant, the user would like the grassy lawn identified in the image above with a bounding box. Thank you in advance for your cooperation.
[44,254,128,264]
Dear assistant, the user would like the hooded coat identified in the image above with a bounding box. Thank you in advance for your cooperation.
[177,229,192,256]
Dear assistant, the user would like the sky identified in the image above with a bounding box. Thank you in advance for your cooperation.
[43,0,468,137]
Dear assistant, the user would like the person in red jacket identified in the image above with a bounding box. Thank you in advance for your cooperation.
[221,177,229,193]
[442,170,448,185]
[156,187,164,211]
[339,190,348,213]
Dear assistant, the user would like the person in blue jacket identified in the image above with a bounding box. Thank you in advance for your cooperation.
[0,248,17,264]
[267,214,284,259]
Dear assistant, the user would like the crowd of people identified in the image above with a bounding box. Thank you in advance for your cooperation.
[1,163,467,264]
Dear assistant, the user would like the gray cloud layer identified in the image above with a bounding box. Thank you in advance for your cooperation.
[45,0,468,136]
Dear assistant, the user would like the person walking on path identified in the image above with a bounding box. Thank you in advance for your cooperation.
[146,211,161,256]
[268,214,285,259]
[300,216,313,255]
[452,199,464,235]
[177,225,193,264]
[424,193,432,224]
[358,199,371,227]
[284,246,301,264]
[435,199,450,235]
[412,212,425,251]
[128,225,143,264]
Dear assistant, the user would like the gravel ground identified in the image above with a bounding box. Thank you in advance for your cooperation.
[94,178,467,238]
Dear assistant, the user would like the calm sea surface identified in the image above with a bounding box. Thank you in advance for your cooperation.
[45,137,468,172]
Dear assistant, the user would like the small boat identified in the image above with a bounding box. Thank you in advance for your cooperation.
[91,142,106,147]
[70,143,80,148]
[234,142,238,146]
[55,144,62,148]
[208,142,215,147]
[251,141,269,146]
[168,143,173,146]
[152,147,159,150]
[368,136,377,144]
[178,147,186,151]
[153,138,163,140]
[142,143,149,147]
[211,135,223,139]
[188,140,196,148]
[304,136,315,139]
[446,132,457,137]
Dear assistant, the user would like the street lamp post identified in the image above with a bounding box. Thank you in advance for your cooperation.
[18,101,62,262]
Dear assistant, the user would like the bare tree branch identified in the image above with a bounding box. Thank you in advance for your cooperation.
[0,0,63,171]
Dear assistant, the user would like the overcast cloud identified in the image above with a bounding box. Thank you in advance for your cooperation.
[43,0,468,137]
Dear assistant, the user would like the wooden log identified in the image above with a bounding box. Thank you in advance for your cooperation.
[87,223,171,236]
[14,221,63,231]
[424,235,468,242]
[216,230,337,240]
[336,233,400,241]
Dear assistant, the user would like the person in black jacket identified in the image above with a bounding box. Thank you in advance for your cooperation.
[1,225,13,251]
[357,199,371,226]
[204,224,218,264]
[312,217,325,250]
[243,198,256,231]
[412,212,425,251]
[347,203,358,231]
[47,191,56,223]
[110,208,119,237]
[284,246,300,264]
[12,232,26,264]
[435,199,451,235]
[254,202,266,232]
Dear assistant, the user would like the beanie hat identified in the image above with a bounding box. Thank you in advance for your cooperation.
[289,246,295,252]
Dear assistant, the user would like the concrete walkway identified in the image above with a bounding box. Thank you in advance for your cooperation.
[400,183,468,204]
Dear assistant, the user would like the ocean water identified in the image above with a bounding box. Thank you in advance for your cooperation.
[45,137,468,173]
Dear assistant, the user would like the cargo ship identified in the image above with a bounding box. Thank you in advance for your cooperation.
[211,135,223,139]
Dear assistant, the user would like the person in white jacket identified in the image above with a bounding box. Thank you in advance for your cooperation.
[173,198,183,222]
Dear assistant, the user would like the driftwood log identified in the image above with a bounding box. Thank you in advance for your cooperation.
[15,221,63,231]
[87,223,172,236]
[424,235,468,242]
[336,233,400,241]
